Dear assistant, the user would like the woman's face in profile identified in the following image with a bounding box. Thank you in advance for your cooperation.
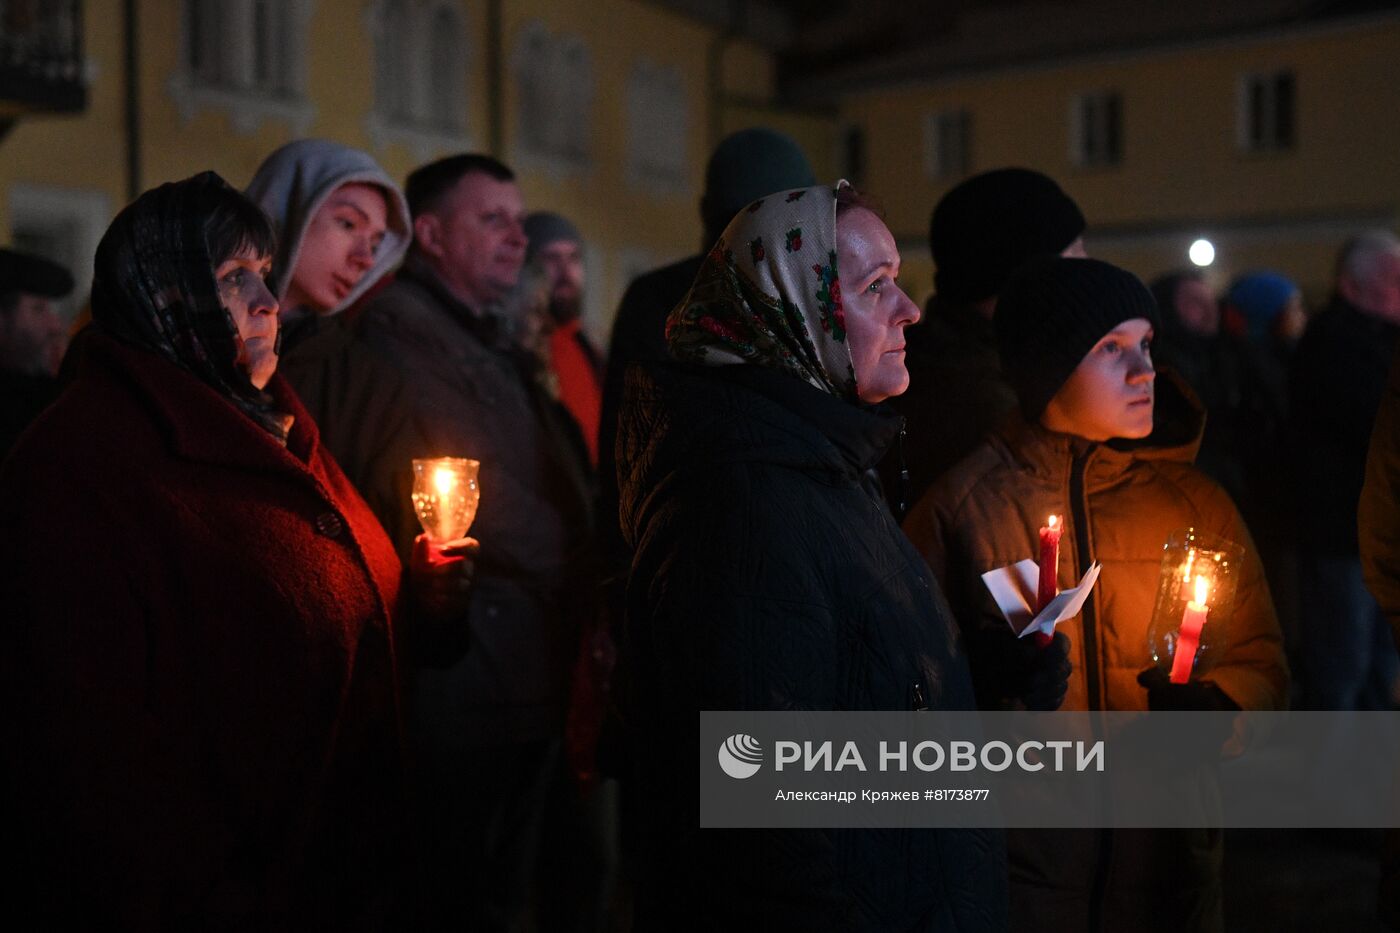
[836,206,921,404]
[215,249,279,389]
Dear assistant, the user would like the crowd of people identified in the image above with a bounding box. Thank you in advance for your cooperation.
[0,125,1398,931]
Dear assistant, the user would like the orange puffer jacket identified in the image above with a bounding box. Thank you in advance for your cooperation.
[904,375,1287,714]
[903,374,1289,933]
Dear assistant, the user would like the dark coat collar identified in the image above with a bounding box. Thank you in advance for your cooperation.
[83,332,324,476]
[397,252,507,349]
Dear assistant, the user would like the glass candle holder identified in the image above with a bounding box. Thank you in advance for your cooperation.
[1146,528,1246,682]
[411,457,480,543]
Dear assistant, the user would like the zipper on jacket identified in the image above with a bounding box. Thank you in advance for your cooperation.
[1070,443,1113,933]
[894,418,911,520]
[1069,446,1100,710]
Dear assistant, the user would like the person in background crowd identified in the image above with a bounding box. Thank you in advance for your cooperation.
[511,209,620,932]
[1219,270,1309,661]
[0,247,72,460]
[1223,270,1307,352]
[599,128,815,558]
[1292,229,1400,710]
[905,256,1288,933]
[246,138,427,557]
[357,153,596,931]
[889,167,1087,514]
[1150,268,1245,496]
[0,173,471,929]
[523,211,604,464]
[616,182,1007,930]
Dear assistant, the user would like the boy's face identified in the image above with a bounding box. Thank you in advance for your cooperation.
[1041,318,1156,442]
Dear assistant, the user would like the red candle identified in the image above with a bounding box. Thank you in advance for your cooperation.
[1170,576,1210,684]
[1035,515,1062,647]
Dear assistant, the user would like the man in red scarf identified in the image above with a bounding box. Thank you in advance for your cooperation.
[524,211,604,464]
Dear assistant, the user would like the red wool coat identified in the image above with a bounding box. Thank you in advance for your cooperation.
[0,334,408,930]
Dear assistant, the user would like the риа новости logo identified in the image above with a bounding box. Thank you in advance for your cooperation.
[718,733,763,779]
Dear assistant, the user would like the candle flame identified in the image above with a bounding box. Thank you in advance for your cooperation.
[1194,575,1209,606]
[1183,547,1197,583]
[1048,514,1059,529]
[433,466,456,496]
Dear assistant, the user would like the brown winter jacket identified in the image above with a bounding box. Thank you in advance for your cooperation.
[905,375,1287,714]
[903,374,1289,933]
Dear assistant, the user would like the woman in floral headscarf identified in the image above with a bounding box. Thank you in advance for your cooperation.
[614,184,1008,931]
[0,173,469,929]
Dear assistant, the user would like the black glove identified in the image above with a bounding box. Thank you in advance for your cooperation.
[970,629,1072,711]
[1136,667,1240,712]
[1136,667,1239,763]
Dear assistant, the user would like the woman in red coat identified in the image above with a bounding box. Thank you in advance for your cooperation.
[0,173,466,929]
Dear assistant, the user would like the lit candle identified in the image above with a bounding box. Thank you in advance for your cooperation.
[411,456,481,545]
[1034,515,1062,647]
[1169,575,1210,684]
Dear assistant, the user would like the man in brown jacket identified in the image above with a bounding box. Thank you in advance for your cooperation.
[905,257,1289,933]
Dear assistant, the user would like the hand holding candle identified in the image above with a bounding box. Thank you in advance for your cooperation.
[1169,575,1210,684]
[410,457,482,622]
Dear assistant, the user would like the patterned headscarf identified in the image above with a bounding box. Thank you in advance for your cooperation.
[666,183,857,400]
[90,172,292,442]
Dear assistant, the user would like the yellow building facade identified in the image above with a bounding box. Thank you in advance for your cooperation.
[840,11,1400,305]
[0,0,834,340]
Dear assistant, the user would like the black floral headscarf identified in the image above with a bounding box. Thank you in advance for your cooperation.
[90,172,291,442]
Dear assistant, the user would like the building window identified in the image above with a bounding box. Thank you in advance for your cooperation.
[427,7,463,128]
[1239,70,1295,152]
[923,109,970,180]
[374,0,414,122]
[365,1,472,160]
[625,60,689,194]
[184,0,221,85]
[1070,91,1122,168]
[170,0,314,134]
[511,22,593,172]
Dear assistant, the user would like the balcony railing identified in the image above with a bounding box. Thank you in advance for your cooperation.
[0,0,86,114]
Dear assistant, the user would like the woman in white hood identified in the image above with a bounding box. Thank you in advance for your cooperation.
[247,139,426,558]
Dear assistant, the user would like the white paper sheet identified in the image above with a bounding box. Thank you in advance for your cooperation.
[980,559,1102,639]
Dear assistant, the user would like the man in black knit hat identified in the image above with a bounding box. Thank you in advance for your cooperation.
[887,168,1086,513]
[0,247,73,461]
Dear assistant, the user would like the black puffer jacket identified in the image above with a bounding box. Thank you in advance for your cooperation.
[617,360,1007,933]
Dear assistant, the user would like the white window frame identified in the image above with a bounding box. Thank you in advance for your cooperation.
[364,0,474,162]
[510,20,593,177]
[169,0,316,135]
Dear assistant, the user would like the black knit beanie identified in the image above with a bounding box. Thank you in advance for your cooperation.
[995,256,1161,420]
[930,168,1086,304]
